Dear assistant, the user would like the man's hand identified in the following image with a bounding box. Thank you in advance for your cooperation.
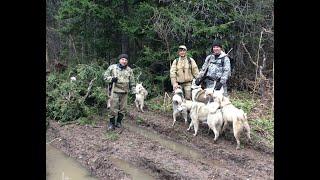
[195,78,202,86]
[173,83,179,90]
[220,78,226,84]
[111,77,118,83]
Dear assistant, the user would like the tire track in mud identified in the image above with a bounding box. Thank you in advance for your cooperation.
[46,107,273,179]
[127,106,274,179]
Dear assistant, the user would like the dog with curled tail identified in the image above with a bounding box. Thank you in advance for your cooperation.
[212,87,252,150]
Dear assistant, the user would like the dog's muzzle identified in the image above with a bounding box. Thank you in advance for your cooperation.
[177,106,184,112]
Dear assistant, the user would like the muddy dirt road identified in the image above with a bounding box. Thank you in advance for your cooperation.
[46,106,274,179]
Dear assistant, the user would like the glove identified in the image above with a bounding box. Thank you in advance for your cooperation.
[195,78,202,86]
[215,81,223,90]
[111,77,118,83]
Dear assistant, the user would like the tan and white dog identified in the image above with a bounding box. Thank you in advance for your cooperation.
[134,83,148,112]
[212,88,252,150]
[191,79,210,103]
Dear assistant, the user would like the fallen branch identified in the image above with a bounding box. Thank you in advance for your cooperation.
[59,120,79,126]
[262,27,273,34]
[163,92,171,111]
[46,137,62,144]
[92,125,104,128]
[83,78,97,101]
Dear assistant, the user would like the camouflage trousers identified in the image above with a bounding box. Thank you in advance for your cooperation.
[178,81,192,100]
[109,92,128,119]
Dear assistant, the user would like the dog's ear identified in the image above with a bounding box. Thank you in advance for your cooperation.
[219,86,224,94]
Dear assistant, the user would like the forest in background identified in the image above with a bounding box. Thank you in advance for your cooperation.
[47,0,273,94]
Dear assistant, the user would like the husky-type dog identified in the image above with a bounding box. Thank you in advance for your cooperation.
[191,79,211,103]
[187,100,220,136]
[134,83,148,112]
[172,87,189,126]
[212,87,252,150]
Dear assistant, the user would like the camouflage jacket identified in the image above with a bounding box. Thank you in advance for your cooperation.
[170,56,199,85]
[103,64,136,93]
[197,51,231,82]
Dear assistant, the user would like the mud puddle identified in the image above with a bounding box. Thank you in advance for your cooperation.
[110,156,155,180]
[46,144,97,180]
[125,123,221,167]
[125,123,202,159]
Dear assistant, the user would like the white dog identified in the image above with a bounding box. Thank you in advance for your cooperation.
[180,99,193,112]
[207,108,224,142]
[172,87,189,126]
[212,88,252,150]
[187,100,220,136]
[134,83,148,112]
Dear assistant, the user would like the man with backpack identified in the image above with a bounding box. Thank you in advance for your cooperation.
[170,45,200,100]
[195,40,231,96]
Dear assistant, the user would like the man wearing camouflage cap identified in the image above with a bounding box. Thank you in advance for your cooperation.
[103,54,136,131]
[170,45,199,100]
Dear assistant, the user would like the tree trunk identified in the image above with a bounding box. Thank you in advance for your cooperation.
[46,46,49,69]
[121,0,129,54]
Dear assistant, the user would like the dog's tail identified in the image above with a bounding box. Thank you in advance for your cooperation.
[143,88,148,98]
[238,111,248,124]
[190,103,202,121]
[243,112,247,120]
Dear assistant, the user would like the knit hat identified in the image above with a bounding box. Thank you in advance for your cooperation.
[118,53,128,60]
[212,40,222,48]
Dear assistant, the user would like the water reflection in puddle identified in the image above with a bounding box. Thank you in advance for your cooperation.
[110,156,155,180]
[125,124,202,160]
[46,144,97,180]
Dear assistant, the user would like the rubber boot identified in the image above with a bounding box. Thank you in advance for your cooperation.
[115,113,124,128]
[107,117,115,131]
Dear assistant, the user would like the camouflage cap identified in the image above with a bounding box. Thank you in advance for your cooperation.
[178,45,187,51]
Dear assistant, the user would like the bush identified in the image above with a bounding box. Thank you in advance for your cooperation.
[46,63,108,123]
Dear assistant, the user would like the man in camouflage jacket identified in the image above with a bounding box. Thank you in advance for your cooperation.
[103,54,136,130]
[196,40,231,96]
[170,45,199,100]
